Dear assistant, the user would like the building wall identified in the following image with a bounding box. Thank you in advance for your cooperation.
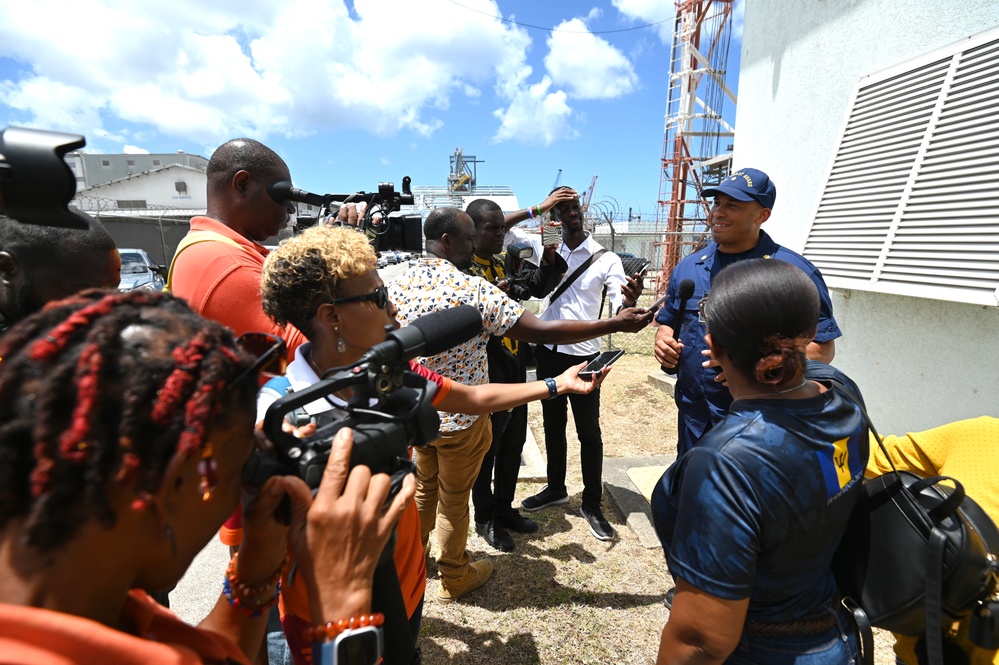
[78,167,207,209]
[734,0,999,432]
[67,152,208,189]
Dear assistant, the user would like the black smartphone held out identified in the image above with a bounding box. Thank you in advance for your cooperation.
[578,349,626,380]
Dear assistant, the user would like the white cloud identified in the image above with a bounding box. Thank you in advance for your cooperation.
[0,0,581,145]
[544,18,638,100]
[123,144,149,154]
[611,0,673,43]
[492,76,576,146]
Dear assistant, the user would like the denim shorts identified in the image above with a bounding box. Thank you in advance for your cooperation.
[726,606,859,665]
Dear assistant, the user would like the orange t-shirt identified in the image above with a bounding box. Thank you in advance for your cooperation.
[170,216,306,358]
[0,589,249,665]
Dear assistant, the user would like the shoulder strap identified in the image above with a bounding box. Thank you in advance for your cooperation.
[260,374,292,399]
[164,230,243,293]
[259,375,314,428]
[548,248,608,306]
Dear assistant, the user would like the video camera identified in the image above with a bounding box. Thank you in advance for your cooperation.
[503,241,536,301]
[0,126,92,229]
[242,305,483,492]
[268,178,423,254]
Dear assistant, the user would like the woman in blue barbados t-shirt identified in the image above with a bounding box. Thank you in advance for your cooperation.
[652,258,868,665]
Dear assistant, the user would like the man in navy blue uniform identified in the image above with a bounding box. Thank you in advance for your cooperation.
[653,168,842,457]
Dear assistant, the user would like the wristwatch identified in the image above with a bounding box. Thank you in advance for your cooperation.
[314,626,383,665]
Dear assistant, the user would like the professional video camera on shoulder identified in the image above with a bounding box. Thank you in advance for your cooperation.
[267,177,423,254]
[0,126,92,229]
[243,305,483,494]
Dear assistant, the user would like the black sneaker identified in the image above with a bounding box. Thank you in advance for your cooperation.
[521,485,569,512]
[496,508,539,533]
[663,586,675,609]
[475,519,515,552]
[580,504,615,541]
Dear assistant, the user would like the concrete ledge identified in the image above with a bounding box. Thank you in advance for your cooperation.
[603,454,677,549]
[518,424,547,481]
[647,371,677,401]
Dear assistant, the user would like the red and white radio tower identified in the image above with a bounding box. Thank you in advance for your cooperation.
[655,0,736,295]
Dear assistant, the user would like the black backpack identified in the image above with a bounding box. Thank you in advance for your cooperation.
[830,382,999,665]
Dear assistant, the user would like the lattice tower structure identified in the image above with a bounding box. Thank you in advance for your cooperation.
[655,0,736,296]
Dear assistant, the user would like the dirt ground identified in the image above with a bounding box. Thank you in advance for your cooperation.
[419,309,897,664]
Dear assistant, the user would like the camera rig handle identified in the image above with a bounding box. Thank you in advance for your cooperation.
[268,176,414,228]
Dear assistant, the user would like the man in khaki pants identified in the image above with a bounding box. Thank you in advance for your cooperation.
[390,206,651,602]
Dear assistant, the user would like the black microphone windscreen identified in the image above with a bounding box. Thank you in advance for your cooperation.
[410,305,483,357]
[678,278,695,300]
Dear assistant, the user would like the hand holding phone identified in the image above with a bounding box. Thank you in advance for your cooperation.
[578,349,625,380]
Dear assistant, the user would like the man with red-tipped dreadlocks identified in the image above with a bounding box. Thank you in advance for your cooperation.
[0,289,412,664]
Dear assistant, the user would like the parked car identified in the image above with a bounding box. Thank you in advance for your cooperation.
[118,248,166,292]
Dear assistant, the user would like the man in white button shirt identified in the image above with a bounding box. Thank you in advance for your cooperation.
[521,187,645,541]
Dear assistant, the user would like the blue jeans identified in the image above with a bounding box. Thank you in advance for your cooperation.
[726,608,859,665]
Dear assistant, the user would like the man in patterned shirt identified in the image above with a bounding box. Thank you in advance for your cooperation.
[390,206,651,603]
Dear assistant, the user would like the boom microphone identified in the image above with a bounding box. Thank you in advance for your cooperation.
[361,305,483,365]
[662,278,695,375]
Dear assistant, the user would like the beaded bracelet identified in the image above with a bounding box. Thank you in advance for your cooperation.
[306,613,385,643]
[222,553,288,617]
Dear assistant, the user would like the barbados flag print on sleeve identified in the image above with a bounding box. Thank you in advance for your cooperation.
[818,429,866,500]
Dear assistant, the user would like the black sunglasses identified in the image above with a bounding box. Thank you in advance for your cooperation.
[306,285,390,320]
[225,332,287,392]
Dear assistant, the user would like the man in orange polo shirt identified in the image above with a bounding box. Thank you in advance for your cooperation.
[170,138,307,552]
[169,137,307,357]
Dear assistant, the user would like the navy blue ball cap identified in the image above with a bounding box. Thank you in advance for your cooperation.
[701,168,776,210]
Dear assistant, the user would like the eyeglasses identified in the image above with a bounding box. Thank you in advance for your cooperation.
[697,295,709,325]
[306,285,390,320]
[225,332,288,392]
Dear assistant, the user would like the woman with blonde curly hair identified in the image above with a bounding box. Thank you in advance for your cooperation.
[259,225,609,663]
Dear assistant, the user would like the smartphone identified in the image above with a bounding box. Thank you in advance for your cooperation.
[578,349,626,380]
[649,293,669,311]
[620,257,651,278]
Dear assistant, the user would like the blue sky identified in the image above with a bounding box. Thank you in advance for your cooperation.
[0,0,742,221]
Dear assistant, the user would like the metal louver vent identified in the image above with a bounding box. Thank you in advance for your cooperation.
[804,29,999,306]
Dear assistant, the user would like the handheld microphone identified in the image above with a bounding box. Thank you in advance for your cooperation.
[662,279,695,375]
[361,305,483,365]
